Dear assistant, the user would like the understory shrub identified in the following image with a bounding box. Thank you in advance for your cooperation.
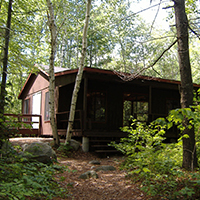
[111,116,200,199]
[0,144,68,200]
[57,142,73,156]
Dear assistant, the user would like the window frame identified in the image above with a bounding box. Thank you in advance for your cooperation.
[23,98,30,114]
[44,91,50,121]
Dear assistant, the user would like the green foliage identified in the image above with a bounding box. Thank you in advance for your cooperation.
[111,97,200,199]
[111,120,182,174]
[0,147,68,200]
[57,142,73,156]
[0,119,17,149]
[0,114,34,149]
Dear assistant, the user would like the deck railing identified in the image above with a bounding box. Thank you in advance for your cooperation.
[56,110,83,136]
[4,113,42,136]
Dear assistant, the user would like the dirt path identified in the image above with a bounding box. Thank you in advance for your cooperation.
[54,151,149,200]
[9,138,149,200]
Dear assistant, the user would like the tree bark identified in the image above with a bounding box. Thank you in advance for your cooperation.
[0,0,12,116]
[65,0,91,143]
[173,0,197,170]
[46,0,60,147]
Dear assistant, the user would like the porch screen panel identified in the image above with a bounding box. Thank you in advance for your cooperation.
[133,101,148,122]
[87,91,106,122]
[123,100,132,126]
[123,93,148,126]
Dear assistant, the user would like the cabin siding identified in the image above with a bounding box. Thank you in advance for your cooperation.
[19,67,197,141]
[151,88,180,119]
[107,83,123,130]
[23,73,52,135]
[28,74,49,96]
[58,82,84,112]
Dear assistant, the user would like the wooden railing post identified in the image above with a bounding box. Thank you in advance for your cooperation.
[4,113,42,137]
[38,115,42,136]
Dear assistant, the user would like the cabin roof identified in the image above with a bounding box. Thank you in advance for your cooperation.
[18,66,200,99]
[37,64,69,74]
[55,67,179,84]
[54,67,200,88]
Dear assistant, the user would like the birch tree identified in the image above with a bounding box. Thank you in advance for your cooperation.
[46,0,60,147]
[65,0,91,143]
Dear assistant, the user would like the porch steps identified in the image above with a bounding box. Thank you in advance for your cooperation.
[89,139,116,143]
[95,150,119,153]
[91,144,110,148]
[89,136,121,154]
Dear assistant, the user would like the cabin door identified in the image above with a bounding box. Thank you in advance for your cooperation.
[32,92,41,128]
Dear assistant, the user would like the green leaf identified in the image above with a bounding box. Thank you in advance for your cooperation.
[182,134,190,139]
[143,167,151,173]
[132,169,141,174]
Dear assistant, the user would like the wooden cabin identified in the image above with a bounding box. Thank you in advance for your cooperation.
[18,66,200,152]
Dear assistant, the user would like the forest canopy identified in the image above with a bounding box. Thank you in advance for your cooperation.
[0,0,200,113]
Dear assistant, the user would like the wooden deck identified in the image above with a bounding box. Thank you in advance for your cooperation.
[4,114,42,136]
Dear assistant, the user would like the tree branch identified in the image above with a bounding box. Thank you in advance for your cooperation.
[114,39,178,81]
[189,25,200,40]
[149,0,161,35]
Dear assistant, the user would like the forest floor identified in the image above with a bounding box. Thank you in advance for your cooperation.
[9,137,151,200]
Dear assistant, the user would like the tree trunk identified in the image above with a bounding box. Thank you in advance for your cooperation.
[65,0,91,143]
[46,0,60,147]
[0,0,12,116]
[60,35,66,68]
[173,0,197,170]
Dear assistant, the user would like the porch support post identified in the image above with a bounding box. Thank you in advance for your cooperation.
[82,136,89,152]
[83,76,88,131]
[54,86,59,114]
[149,86,152,121]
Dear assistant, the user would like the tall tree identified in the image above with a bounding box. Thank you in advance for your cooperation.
[173,0,197,170]
[0,0,13,116]
[65,0,91,143]
[46,0,60,147]
[54,0,85,69]
[0,0,48,114]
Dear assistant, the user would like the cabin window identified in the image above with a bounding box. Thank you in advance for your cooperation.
[23,99,30,114]
[23,99,30,122]
[87,91,106,122]
[45,91,50,121]
[123,93,148,126]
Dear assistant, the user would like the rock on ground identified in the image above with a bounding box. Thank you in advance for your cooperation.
[79,170,98,179]
[95,165,116,171]
[22,142,57,164]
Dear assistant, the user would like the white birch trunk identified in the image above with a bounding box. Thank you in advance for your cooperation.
[60,34,66,68]
[65,0,91,143]
[46,0,60,146]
